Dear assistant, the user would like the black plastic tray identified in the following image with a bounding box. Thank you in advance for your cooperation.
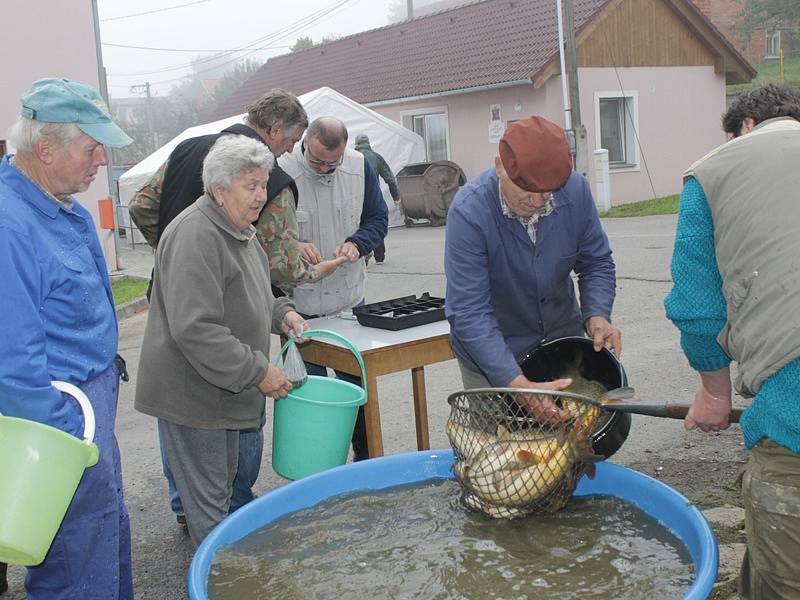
[352,293,445,331]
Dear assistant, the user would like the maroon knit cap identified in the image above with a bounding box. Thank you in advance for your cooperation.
[498,116,572,192]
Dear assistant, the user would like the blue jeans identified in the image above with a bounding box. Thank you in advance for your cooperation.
[160,427,263,515]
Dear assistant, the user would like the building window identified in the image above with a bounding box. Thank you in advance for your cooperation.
[401,108,450,161]
[594,91,639,170]
[766,30,781,59]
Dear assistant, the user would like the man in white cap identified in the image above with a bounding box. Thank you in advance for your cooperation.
[0,78,134,599]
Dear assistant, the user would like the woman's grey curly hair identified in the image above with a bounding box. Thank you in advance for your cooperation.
[202,135,273,196]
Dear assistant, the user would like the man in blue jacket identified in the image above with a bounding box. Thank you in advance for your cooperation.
[444,116,620,418]
[0,79,133,599]
[279,117,388,460]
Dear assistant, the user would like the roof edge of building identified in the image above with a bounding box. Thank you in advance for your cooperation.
[363,79,534,107]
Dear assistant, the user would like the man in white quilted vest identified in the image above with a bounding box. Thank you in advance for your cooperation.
[279,117,388,460]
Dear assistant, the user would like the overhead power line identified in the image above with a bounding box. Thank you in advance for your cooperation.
[103,41,293,53]
[106,0,355,79]
[100,0,211,22]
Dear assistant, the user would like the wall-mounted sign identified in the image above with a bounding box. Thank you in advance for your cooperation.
[489,104,505,142]
[488,120,506,143]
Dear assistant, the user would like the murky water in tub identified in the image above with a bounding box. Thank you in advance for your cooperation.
[208,479,694,600]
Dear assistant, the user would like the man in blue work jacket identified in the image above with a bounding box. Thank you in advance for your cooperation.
[444,116,620,419]
[0,79,134,599]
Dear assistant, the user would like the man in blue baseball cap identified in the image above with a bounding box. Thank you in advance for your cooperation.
[0,78,133,599]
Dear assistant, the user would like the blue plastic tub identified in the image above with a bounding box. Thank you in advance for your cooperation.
[189,451,719,599]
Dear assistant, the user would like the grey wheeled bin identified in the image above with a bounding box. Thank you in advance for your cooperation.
[396,160,466,226]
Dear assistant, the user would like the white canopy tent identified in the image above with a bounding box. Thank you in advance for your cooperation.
[117,87,426,230]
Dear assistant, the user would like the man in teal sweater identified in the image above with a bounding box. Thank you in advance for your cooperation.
[665,82,800,599]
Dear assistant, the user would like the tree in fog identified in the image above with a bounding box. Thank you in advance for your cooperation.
[387,0,470,22]
[291,33,343,51]
[291,36,315,52]
[737,0,799,45]
[111,56,262,164]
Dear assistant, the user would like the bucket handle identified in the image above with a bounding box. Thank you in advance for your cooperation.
[52,381,96,444]
[275,329,367,392]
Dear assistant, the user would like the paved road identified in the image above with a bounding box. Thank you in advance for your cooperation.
[5,215,745,599]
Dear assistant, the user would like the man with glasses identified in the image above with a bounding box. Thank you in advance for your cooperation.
[444,116,620,404]
[279,116,388,460]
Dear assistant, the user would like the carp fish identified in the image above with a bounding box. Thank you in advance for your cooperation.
[560,376,612,416]
[464,410,600,509]
[448,385,607,515]
[447,420,560,469]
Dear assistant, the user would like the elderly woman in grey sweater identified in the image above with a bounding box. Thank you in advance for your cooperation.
[135,135,307,545]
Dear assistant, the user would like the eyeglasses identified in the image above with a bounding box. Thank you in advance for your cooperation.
[305,144,344,169]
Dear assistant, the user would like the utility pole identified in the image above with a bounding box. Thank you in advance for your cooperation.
[563,0,589,178]
[407,0,414,19]
[130,82,157,153]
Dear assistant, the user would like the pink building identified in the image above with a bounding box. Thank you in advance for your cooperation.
[1,2,118,269]
[214,0,755,205]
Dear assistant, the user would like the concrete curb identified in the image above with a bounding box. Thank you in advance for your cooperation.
[116,296,149,321]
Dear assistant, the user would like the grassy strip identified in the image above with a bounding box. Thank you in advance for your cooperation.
[727,56,800,94]
[601,194,679,218]
[111,276,149,306]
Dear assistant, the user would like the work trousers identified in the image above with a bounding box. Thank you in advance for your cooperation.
[160,427,263,516]
[25,364,132,600]
[739,439,800,599]
[458,362,491,389]
[457,361,514,433]
[157,420,239,546]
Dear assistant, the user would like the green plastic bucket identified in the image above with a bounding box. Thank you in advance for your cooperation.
[0,381,100,565]
[272,329,367,480]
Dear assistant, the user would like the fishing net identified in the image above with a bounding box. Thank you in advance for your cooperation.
[446,388,602,519]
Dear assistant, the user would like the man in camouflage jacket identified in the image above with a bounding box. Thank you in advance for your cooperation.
[130,91,344,297]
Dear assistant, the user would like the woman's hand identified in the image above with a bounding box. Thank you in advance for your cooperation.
[258,364,293,399]
[281,310,309,341]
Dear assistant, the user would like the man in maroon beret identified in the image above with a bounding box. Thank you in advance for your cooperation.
[444,115,620,417]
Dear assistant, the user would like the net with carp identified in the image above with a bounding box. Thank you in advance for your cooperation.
[446,387,604,519]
